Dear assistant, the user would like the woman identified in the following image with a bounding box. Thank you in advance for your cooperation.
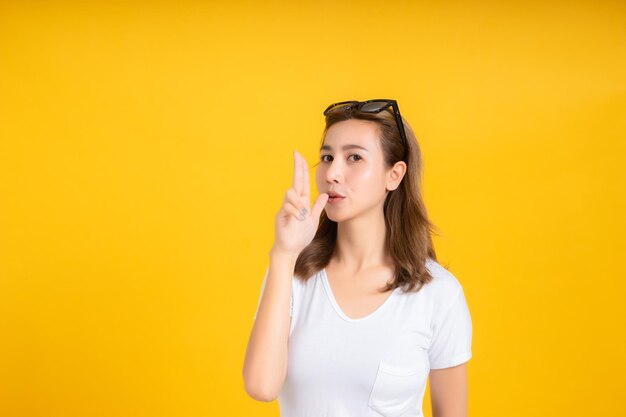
[243,99,473,417]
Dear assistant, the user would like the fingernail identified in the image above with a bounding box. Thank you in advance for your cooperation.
[302,208,308,215]
[299,212,305,221]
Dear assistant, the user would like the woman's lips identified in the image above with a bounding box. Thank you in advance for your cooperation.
[328,196,345,204]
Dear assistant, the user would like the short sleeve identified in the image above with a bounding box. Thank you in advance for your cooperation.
[428,287,473,369]
[253,267,294,320]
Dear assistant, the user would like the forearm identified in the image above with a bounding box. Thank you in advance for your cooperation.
[242,249,297,401]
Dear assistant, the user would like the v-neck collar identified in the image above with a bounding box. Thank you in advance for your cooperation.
[320,268,399,323]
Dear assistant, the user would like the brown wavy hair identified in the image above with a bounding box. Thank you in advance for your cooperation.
[293,105,441,293]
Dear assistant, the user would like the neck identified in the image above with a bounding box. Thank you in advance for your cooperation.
[333,207,391,273]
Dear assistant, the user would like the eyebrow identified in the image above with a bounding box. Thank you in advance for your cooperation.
[320,144,369,152]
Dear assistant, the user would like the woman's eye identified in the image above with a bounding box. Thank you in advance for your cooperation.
[320,155,362,162]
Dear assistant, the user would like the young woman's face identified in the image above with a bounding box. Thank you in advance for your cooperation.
[316,119,393,222]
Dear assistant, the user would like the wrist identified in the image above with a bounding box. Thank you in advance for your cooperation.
[270,245,300,261]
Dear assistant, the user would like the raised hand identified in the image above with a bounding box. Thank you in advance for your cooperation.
[272,150,329,256]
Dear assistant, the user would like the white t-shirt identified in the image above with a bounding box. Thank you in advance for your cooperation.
[253,258,473,417]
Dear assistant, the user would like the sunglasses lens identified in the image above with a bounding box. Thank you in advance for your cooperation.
[325,103,353,115]
[360,101,390,112]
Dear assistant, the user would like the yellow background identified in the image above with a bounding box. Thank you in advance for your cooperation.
[1,1,625,416]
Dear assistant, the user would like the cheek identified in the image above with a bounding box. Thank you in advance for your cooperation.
[315,168,324,187]
[355,165,378,184]
[353,167,387,196]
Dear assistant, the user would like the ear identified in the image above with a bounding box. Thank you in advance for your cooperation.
[386,161,407,191]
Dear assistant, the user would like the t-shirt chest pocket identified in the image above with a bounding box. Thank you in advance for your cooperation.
[367,353,430,417]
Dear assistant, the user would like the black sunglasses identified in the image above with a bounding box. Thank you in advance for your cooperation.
[323,99,408,159]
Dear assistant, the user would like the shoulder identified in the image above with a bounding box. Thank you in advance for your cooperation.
[292,268,321,295]
[422,258,465,308]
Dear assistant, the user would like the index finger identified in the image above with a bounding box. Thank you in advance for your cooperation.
[301,152,310,203]
[292,150,302,196]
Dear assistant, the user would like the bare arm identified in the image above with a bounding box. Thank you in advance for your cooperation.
[429,362,468,417]
[242,150,329,402]
[242,248,297,402]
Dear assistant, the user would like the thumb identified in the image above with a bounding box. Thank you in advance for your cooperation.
[311,193,329,218]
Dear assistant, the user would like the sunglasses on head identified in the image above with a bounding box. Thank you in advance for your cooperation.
[323,99,408,159]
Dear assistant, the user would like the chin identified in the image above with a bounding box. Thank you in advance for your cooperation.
[323,210,350,223]
[323,210,339,222]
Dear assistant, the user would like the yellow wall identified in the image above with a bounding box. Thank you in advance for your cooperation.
[1,1,624,416]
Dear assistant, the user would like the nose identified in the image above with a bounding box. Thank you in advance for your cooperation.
[325,158,344,183]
